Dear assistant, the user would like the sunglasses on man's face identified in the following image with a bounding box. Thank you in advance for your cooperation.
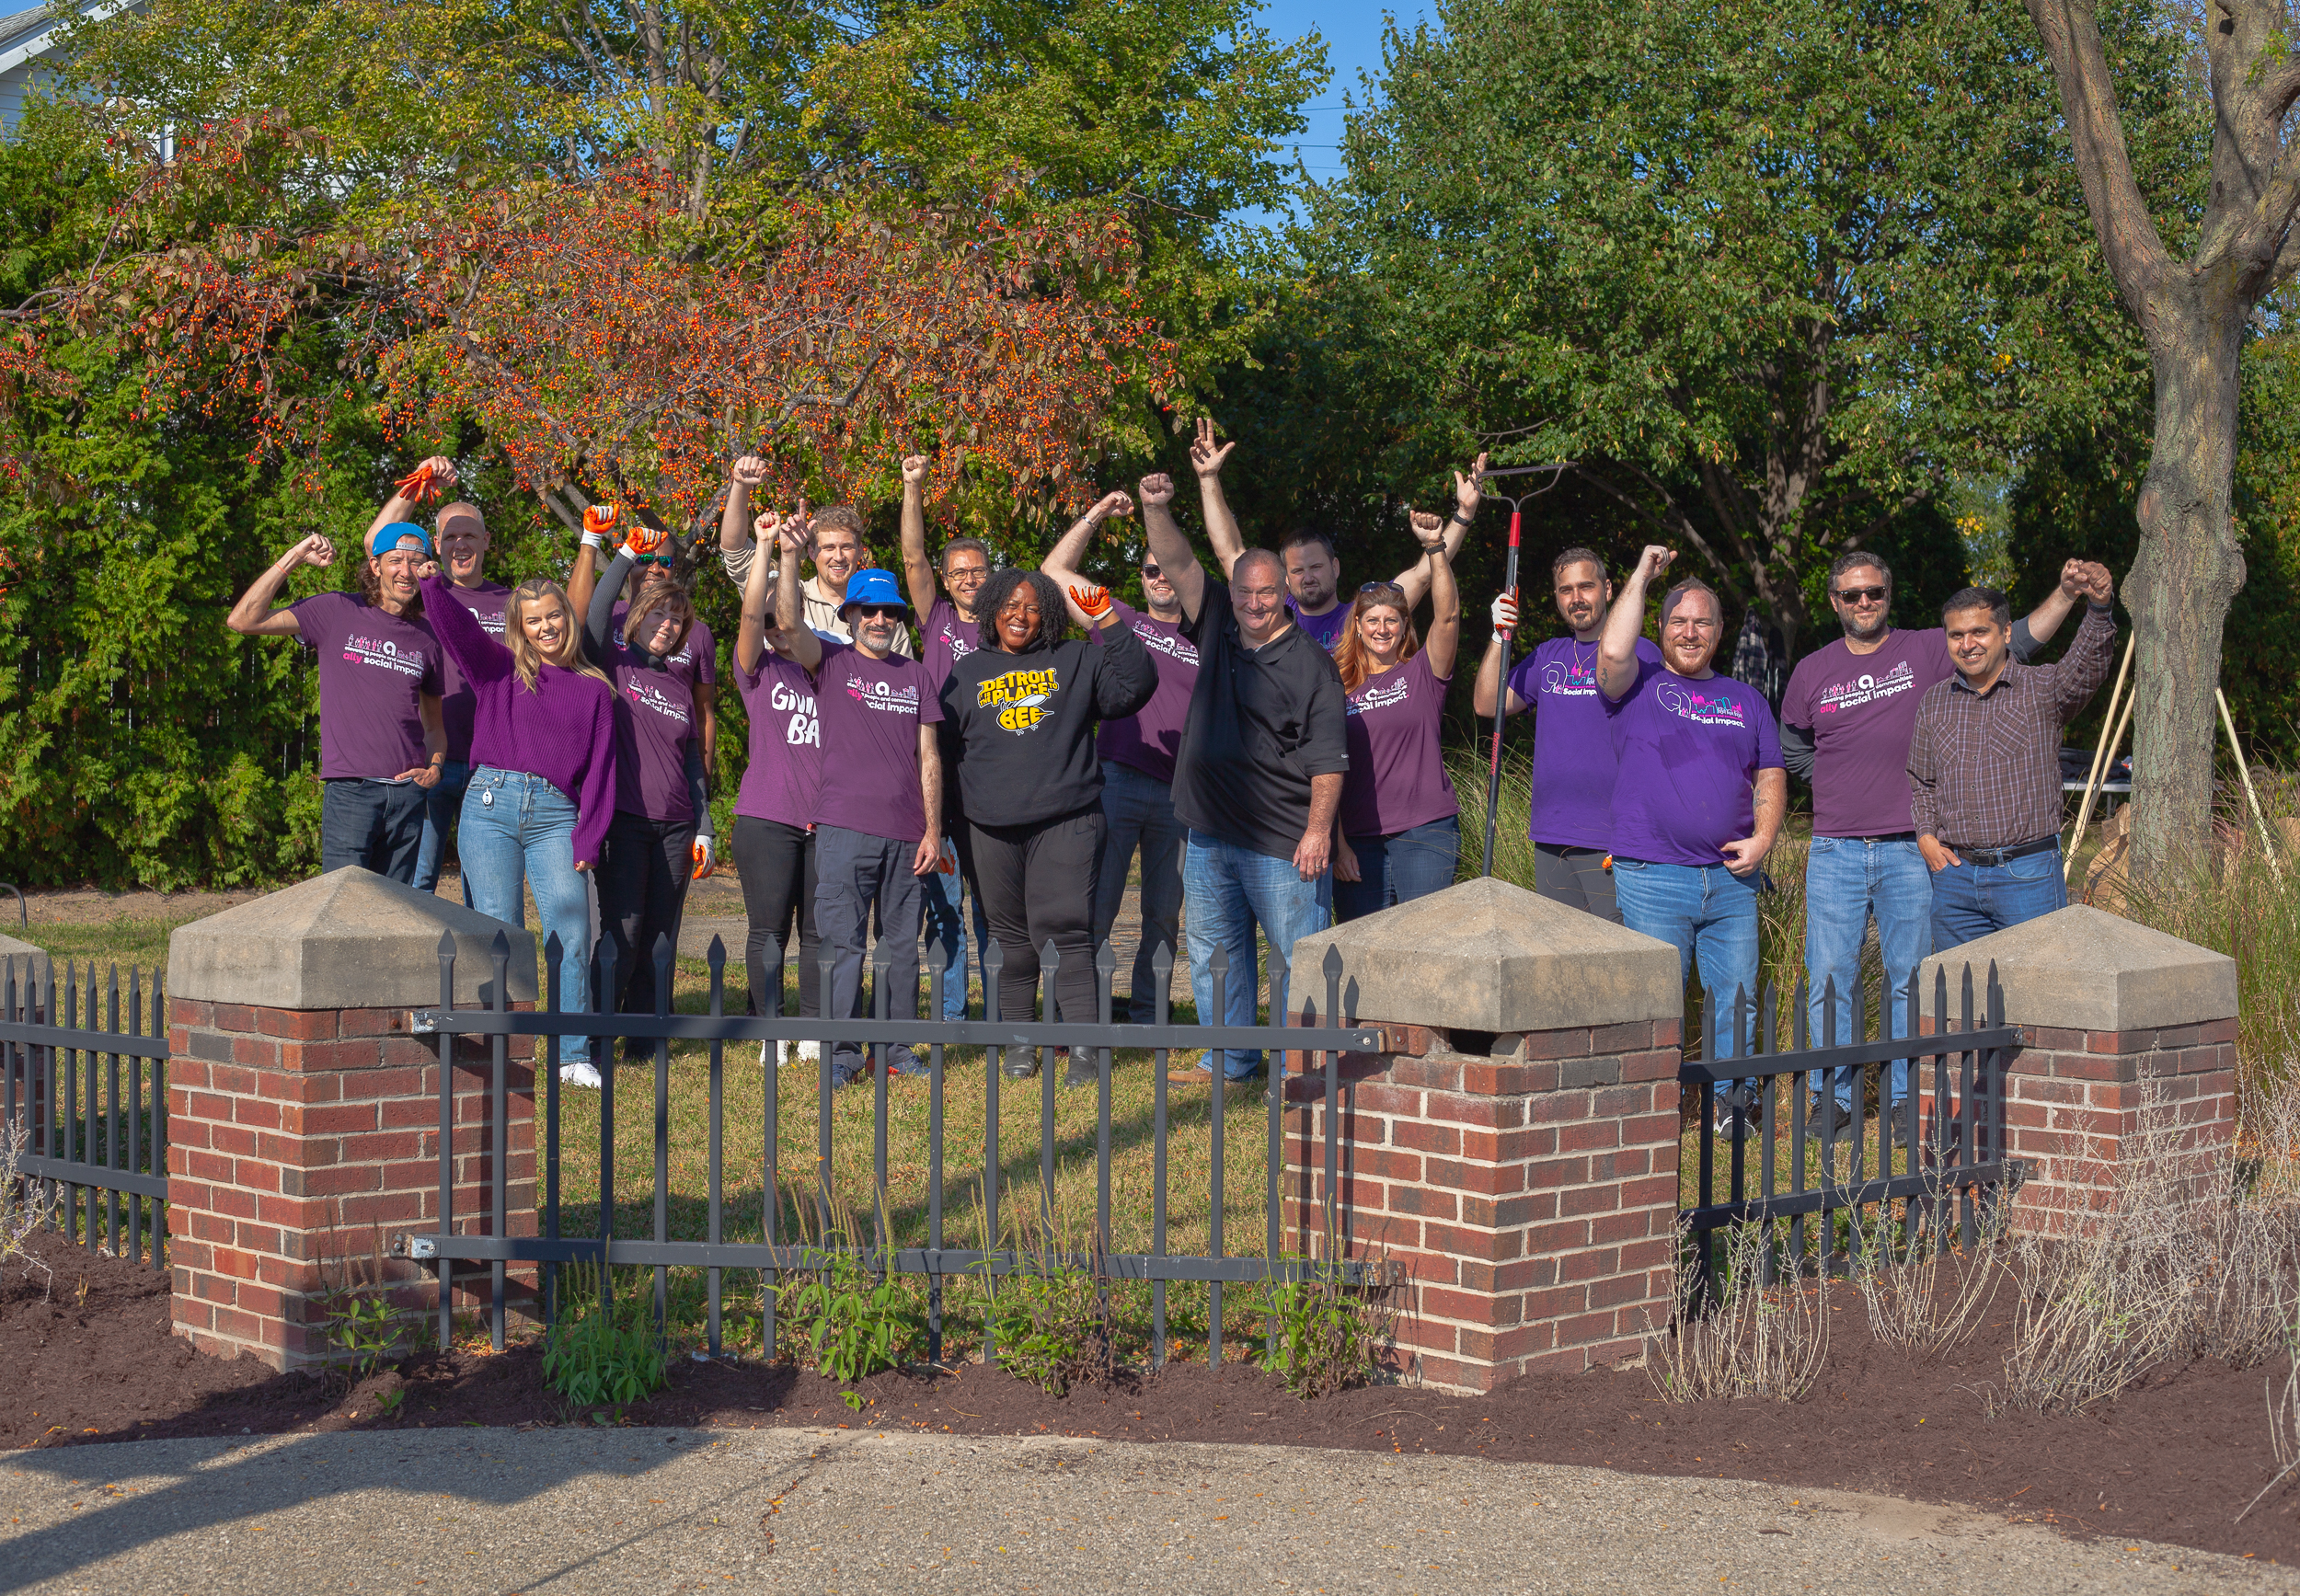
[1834,584,1888,604]
[634,553,676,568]
[853,604,904,621]
[1140,564,1162,580]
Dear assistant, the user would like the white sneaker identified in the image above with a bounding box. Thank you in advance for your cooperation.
[759,1040,772,1067]
[559,1061,603,1089]
[792,1039,822,1064]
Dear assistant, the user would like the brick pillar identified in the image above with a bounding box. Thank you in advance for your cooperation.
[1285,878,1685,1393]
[1920,904,2239,1237]
[164,868,537,1369]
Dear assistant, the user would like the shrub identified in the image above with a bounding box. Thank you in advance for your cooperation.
[1,1113,54,1295]
[1255,1259,1399,1399]
[543,1260,669,1408]
[1651,1220,1830,1403]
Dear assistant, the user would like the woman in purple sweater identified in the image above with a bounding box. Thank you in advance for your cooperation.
[421,569,619,1085]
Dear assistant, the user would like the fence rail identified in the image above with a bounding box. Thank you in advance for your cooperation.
[408,928,1383,1370]
[1679,959,2022,1287]
[1,954,168,1269]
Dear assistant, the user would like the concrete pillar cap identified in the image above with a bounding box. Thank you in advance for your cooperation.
[1918,904,2235,1033]
[1288,876,1682,1032]
[0,930,51,989]
[167,867,537,1010]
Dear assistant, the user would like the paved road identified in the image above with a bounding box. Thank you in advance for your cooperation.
[0,1427,2268,1595]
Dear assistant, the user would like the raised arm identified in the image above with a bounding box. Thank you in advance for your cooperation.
[1189,417,1245,580]
[226,534,336,637]
[2009,557,2091,661]
[771,500,822,675]
[1069,583,1157,718]
[2049,566,2119,720]
[420,572,514,687]
[734,511,787,675]
[366,455,456,547]
[1410,511,1462,679]
[567,504,622,623]
[897,454,938,617]
[720,454,768,554]
[1041,491,1137,626]
[1138,473,1204,625]
[1394,454,1486,608]
[1599,545,1673,701]
[584,549,636,660]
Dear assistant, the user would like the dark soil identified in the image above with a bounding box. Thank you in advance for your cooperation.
[6,1231,2294,1566]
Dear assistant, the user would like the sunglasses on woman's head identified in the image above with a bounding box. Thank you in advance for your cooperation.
[1360,581,1406,599]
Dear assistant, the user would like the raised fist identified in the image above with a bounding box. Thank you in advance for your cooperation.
[730,455,770,489]
[1409,510,1446,550]
[1636,545,1675,584]
[293,534,337,568]
[623,522,669,558]
[1138,472,1176,508]
[1087,490,1135,522]
[582,503,621,539]
[901,454,930,488]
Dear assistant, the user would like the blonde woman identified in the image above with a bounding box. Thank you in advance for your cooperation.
[421,556,619,1085]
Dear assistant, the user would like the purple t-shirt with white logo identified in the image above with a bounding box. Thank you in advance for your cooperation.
[604,648,698,824]
[1780,627,1957,838]
[1286,596,1351,654]
[290,591,446,782]
[1092,600,1200,785]
[810,640,943,844]
[1604,660,1784,867]
[1508,635,1664,852]
[610,602,717,695]
[734,650,822,830]
[921,597,981,689]
[1339,650,1459,838]
[429,581,510,763]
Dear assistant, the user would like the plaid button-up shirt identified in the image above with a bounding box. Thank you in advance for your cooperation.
[1906,603,2116,850]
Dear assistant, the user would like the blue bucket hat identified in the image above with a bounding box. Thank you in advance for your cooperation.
[837,568,909,620]
[369,522,431,558]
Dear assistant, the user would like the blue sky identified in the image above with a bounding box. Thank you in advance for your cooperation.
[1238,0,1440,225]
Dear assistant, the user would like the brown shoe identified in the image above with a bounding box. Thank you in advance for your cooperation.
[1165,1067,1213,1085]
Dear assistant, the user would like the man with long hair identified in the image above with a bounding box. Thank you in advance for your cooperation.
[227,522,447,883]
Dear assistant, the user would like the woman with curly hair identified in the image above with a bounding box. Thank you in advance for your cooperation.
[1330,509,1465,922]
[938,566,1157,1082]
[421,556,618,1085]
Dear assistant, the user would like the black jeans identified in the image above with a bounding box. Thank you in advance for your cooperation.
[965,806,1106,1026]
[598,809,696,1026]
[320,779,428,883]
[731,816,821,1019]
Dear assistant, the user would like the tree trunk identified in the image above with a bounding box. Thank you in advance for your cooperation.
[2128,277,2248,882]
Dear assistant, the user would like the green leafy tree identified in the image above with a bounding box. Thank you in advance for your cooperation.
[1317,0,2203,660]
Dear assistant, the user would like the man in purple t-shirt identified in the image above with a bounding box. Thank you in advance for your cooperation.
[363,455,511,898]
[773,525,944,1085]
[1189,418,1486,653]
[1780,550,2086,1128]
[1042,485,1203,1023]
[1472,546,1663,924]
[897,451,995,1019]
[1598,547,1785,1106]
[228,522,449,883]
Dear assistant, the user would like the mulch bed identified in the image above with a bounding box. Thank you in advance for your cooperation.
[6,1230,2294,1565]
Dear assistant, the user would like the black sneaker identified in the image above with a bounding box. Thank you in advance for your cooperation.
[1000,1052,1038,1082]
[1817,1098,1855,1139]
[1063,1052,1097,1089]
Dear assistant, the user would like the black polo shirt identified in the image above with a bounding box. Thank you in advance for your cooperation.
[1172,582,1349,859]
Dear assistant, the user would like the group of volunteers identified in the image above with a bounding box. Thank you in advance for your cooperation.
[225,427,2121,1109]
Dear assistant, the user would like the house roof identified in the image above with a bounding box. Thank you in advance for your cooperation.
[0,6,62,59]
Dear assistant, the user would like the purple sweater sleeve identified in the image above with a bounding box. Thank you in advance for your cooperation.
[569,680,619,868]
[420,575,513,687]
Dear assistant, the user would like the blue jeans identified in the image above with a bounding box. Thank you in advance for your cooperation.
[1614,857,1759,1061]
[1929,844,2065,954]
[413,759,475,900]
[1093,763,1186,1023]
[1805,835,1931,1108]
[1183,830,1330,1079]
[920,864,989,1022]
[1334,814,1460,923]
[458,767,595,1065]
[319,779,428,883]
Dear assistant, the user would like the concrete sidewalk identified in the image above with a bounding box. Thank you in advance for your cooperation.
[0,1427,2267,1595]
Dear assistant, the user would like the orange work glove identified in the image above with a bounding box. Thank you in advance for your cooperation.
[691,834,716,880]
[396,462,443,503]
[1068,583,1112,620]
[623,522,669,559]
[582,503,620,539]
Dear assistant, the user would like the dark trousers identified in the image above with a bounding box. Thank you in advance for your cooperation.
[1533,842,1621,924]
[731,815,821,1019]
[966,807,1106,1027]
[598,809,696,1027]
[320,779,428,883]
[814,825,924,1077]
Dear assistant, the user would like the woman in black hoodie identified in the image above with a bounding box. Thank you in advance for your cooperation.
[941,568,1156,1080]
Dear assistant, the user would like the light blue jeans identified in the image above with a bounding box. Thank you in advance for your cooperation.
[413,759,475,901]
[1334,814,1460,923]
[1183,830,1330,1079]
[1613,857,1759,1062]
[458,767,595,1064]
[1929,844,2066,953]
[1805,835,1931,1108]
[1093,763,1187,1023]
[920,865,989,1022]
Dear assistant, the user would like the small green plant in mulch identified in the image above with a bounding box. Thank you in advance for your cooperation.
[983,1254,1114,1395]
[770,1183,923,1408]
[543,1260,669,1407]
[317,1224,409,1385]
[1255,1256,1401,1399]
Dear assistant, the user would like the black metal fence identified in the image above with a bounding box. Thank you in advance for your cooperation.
[0,954,169,1268]
[408,929,1383,1368]
[1678,959,2023,1287]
